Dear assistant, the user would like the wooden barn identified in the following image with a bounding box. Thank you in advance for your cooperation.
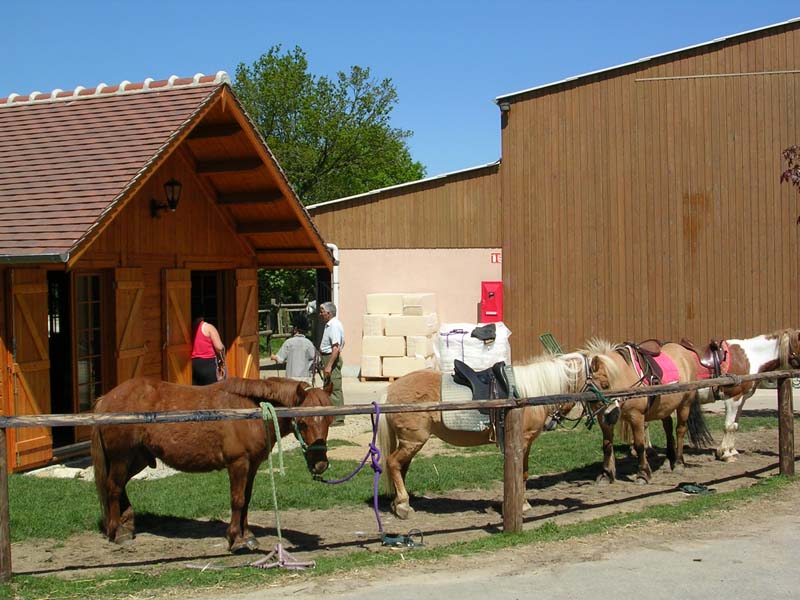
[308,161,503,368]
[0,72,333,471]
[311,18,800,368]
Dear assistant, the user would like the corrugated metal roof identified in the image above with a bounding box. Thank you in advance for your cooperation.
[495,17,800,103]
[0,73,228,260]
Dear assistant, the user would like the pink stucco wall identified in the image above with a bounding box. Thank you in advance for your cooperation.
[334,248,502,374]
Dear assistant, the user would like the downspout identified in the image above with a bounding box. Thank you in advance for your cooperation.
[326,242,340,311]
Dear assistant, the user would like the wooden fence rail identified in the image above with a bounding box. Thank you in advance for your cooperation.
[0,368,796,581]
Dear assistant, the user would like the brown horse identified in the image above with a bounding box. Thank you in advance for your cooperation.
[91,377,333,552]
[585,339,713,484]
[694,328,800,461]
[378,352,589,519]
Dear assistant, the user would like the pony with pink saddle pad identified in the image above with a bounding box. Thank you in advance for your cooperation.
[584,339,713,485]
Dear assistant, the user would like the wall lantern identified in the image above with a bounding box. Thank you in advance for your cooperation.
[151,178,183,218]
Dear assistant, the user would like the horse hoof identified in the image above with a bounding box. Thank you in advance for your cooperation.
[635,476,649,485]
[595,474,613,486]
[113,530,135,544]
[245,536,260,551]
[672,463,685,473]
[393,504,414,520]
[521,500,532,513]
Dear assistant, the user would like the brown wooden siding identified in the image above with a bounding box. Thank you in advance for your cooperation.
[79,154,256,382]
[310,164,501,248]
[502,24,800,359]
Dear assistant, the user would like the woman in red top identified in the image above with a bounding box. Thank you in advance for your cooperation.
[191,317,226,385]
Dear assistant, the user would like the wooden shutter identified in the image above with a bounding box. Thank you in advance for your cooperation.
[233,269,259,379]
[9,268,52,470]
[163,269,191,384]
[114,268,146,383]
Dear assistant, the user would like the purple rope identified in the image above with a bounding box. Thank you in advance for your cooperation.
[318,401,384,533]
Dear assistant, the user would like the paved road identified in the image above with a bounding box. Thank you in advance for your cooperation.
[215,510,800,600]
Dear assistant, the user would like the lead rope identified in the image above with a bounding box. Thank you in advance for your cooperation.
[318,401,385,534]
[249,402,315,570]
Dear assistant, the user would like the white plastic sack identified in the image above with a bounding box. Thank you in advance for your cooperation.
[434,322,512,375]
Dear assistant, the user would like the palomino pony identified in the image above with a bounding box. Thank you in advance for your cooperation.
[378,352,589,519]
[693,328,800,461]
[91,377,334,552]
[585,339,713,484]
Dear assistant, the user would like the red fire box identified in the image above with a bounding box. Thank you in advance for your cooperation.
[480,281,503,323]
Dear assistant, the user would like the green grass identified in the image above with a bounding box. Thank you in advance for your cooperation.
[7,413,788,542]
[2,475,793,600]
[0,413,793,598]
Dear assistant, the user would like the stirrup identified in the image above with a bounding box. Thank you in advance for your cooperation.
[382,529,424,548]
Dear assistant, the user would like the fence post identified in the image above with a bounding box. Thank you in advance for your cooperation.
[502,406,524,533]
[777,370,795,476]
[0,428,11,581]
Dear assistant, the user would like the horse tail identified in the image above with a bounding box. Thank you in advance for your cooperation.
[687,393,714,448]
[377,395,397,496]
[91,425,109,533]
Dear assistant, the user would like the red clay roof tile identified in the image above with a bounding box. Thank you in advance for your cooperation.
[0,72,230,259]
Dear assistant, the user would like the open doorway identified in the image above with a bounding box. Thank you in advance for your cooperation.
[191,271,224,340]
[47,271,73,447]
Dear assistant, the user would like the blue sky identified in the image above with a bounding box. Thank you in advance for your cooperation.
[3,2,798,178]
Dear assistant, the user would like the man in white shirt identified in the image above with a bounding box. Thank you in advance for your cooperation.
[319,301,345,425]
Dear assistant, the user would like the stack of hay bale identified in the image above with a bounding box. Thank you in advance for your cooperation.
[360,293,438,380]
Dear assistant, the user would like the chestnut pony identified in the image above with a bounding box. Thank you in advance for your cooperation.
[91,377,333,552]
[585,339,712,484]
[378,352,589,519]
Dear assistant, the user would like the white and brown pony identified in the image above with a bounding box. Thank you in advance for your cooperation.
[378,352,589,519]
[584,339,713,484]
[693,328,800,461]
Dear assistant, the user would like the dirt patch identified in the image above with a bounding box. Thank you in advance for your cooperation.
[12,415,796,579]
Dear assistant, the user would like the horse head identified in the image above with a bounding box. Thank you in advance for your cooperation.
[293,383,334,476]
[780,328,800,370]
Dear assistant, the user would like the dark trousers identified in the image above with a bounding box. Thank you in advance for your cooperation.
[192,357,217,386]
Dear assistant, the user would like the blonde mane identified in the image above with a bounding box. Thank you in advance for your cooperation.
[579,338,624,385]
[513,351,586,397]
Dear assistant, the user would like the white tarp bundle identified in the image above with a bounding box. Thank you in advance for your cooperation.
[434,322,512,375]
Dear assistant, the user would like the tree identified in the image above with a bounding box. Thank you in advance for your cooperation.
[234,46,427,307]
[780,145,800,224]
[233,45,426,205]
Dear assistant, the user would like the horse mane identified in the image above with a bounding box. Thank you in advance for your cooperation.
[778,328,800,365]
[513,352,583,397]
[217,377,304,408]
[580,337,616,357]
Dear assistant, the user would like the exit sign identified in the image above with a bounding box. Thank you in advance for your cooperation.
[490,252,502,264]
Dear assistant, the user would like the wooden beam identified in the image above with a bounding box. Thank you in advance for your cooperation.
[502,407,524,533]
[195,158,262,174]
[255,247,317,256]
[187,123,242,139]
[218,191,284,205]
[0,428,10,581]
[236,220,301,234]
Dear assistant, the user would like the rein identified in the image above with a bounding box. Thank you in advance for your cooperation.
[316,401,385,534]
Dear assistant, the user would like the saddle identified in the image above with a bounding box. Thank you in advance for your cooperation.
[452,359,510,404]
[452,359,513,451]
[621,339,665,385]
[679,338,727,377]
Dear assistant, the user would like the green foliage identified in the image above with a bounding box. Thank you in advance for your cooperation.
[258,268,315,306]
[233,45,426,205]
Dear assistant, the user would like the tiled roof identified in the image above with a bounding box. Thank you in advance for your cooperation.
[0,72,229,260]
